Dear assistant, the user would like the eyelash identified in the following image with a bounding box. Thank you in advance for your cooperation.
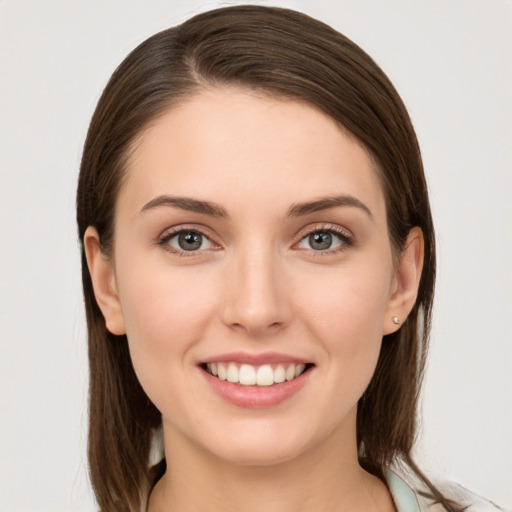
[157,224,354,257]
[158,225,220,256]
[296,225,354,255]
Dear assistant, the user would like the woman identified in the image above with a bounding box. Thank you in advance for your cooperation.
[76,5,504,512]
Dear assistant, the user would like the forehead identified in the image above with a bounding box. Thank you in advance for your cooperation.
[119,87,386,220]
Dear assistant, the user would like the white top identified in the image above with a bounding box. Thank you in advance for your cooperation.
[385,467,507,511]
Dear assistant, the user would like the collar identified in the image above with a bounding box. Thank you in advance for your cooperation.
[384,467,422,512]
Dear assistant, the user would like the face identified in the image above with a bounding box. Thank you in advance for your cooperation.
[100,88,405,465]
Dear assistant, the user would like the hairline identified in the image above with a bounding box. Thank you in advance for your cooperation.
[115,82,398,254]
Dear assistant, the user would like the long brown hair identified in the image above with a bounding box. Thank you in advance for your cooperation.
[77,5,451,511]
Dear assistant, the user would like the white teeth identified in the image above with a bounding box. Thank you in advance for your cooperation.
[239,364,256,385]
[256,365,274,386]
[206,361,309,386]
[274,364,286,383]
[227,363,239,383]
[217,363,227,381]
[295,363,306,377]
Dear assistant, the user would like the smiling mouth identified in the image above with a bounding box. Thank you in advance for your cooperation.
[201,362,314,387]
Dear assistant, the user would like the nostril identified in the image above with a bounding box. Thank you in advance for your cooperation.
[227,321,286,336]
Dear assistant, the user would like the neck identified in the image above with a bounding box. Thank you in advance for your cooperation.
[148,412,395,512]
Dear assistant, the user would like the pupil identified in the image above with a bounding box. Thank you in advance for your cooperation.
[178,232,202,251]
[310,232,332,250]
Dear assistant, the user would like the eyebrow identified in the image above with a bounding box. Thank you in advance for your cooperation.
[139,195,229,218]
[286,195,373,219]
[138,194,372,220]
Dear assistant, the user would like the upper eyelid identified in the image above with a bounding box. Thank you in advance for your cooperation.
[160,224,217,240]
[294,223,353,240]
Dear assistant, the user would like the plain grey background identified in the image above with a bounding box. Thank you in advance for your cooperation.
[1,1,511,510]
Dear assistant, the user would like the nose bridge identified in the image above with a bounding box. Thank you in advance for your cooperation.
[221,239,288,334]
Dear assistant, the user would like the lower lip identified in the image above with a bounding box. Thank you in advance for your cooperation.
[201,367,312,408]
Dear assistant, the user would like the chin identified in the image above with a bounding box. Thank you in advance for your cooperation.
[192,419,323,467]
[214,442,306,467]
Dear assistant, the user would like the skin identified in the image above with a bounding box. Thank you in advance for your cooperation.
[85,87,423,512]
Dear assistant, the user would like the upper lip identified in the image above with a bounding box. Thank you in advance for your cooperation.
[200,351,312,366]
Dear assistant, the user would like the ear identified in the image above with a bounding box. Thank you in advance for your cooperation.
[83,226,126,335]
[383,227,424,335]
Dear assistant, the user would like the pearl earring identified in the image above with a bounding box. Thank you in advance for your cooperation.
[392,316,400,325]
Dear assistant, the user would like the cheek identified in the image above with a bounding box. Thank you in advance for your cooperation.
[298,261,390,335]
[116,261,218,387]
[293,261,392,383]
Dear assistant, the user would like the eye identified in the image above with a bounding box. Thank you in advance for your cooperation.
[164,230,214,252]
[296,229,350,251]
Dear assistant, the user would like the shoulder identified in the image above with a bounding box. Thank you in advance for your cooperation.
[424,480,509,512]
[385,467,508,512]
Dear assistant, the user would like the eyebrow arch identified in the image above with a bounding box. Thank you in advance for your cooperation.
[139,195,229,218]
[286,195,373,219]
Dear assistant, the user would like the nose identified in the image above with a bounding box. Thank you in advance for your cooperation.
[220,245,290,336]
